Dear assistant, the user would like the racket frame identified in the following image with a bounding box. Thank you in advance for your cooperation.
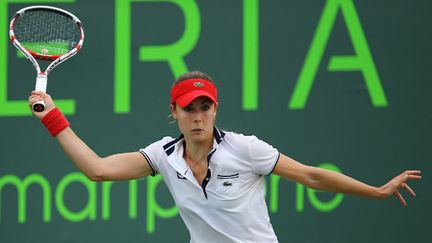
[9,5,84,112]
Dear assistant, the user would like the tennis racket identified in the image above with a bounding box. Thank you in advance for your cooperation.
[9,5,84,112]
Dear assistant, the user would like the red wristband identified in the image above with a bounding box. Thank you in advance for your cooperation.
[41,107,70,136]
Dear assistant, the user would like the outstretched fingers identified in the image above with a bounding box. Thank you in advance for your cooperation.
[407,174,422,180]
[402,183,416,197]
[405,170,422,178]
[401,170,422,190]
[394,191,407,206]
[393,170,422,206]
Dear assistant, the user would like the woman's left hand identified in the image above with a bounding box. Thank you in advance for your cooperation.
[379,170,422,206]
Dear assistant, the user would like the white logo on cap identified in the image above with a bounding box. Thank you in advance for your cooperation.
[193,82,204,87]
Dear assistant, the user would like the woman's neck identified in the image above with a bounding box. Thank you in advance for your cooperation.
[183,136,214,166]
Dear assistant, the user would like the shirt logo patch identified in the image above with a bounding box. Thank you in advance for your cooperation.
[223,181,233,187]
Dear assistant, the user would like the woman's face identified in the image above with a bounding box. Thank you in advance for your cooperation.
[171,96,216,143]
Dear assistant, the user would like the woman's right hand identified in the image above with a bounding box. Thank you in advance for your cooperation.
[28,91,56,119]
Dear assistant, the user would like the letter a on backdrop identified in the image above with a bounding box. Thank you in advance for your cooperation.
[289,0,388,109]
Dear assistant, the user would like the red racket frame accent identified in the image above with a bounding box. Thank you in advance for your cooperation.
[9,5,84,65]
[8,5,84,112]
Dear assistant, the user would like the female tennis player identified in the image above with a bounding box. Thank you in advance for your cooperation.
[28,71,421,243]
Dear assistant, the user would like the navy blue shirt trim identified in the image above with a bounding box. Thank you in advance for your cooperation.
[163,135,184,156]
[139,150,157,176]
[163,127,225,156]
[266,152,281,176]
[214,127,225,144]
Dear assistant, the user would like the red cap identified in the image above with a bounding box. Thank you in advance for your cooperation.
[170,79,218,107]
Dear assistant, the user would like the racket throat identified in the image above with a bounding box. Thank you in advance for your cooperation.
[35,73,48,93]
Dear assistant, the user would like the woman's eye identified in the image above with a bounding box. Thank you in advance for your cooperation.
[202,104,210,111]
[183,106,193,112]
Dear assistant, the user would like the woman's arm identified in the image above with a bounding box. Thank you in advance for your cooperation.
[29,91,153,181]
[273,154,422,206]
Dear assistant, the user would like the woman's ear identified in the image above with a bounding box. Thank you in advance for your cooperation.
[170,104,177,119]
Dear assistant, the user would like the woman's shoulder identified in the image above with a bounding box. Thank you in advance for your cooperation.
[222,130,259,143]
[221,130,275,152]
[157,136,180,145]
[141,136,178,150]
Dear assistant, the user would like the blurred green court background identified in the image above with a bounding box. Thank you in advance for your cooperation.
[0,0,430,242]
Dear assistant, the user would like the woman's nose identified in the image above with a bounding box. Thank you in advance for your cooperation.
[193,112,203,123]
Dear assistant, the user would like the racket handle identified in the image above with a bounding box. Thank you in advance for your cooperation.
[33,73,47,112]
[35,73,47,92]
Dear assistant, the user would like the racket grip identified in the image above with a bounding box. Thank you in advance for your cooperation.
[33,73,47,112]
[35,73,47,92]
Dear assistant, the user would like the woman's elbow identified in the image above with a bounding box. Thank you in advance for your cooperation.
[85,161,109,181]
[85,170,106,181]
[303,166,323,189]
[87,174,104,181]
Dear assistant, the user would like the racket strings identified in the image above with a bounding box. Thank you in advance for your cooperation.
[13,10,80,56]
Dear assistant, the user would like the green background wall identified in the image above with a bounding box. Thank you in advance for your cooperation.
[1,0,430,242]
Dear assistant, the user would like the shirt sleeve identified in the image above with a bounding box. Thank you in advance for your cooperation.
[139,137,171,176]
[248,136,280,176]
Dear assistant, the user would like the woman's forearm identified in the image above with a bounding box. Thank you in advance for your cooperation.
[305,166,385,199]
[55,127,103,180]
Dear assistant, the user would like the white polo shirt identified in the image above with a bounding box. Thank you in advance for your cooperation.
[139,127,280,243]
